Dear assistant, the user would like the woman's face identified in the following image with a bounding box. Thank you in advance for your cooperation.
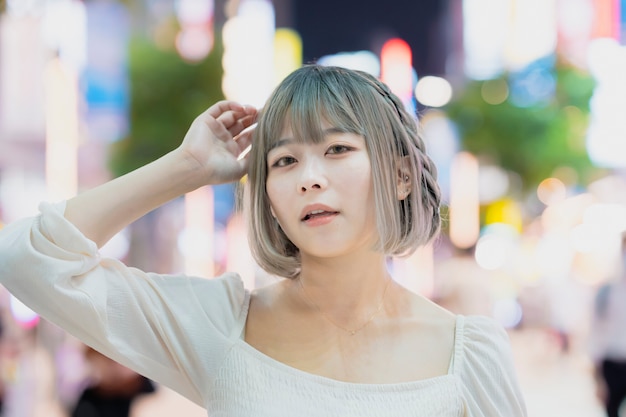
[265,121,378,260]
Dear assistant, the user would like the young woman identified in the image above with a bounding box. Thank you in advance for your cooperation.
[0,65,526,416]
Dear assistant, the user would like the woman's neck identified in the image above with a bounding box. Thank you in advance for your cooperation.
[294,252,392,318]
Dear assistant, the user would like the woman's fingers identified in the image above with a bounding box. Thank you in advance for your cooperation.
[205,100,246,119]
[234,123,256,158]
[218,109,257,137]
[194,101,257,165]
[227,113,256,138]
[203,101,257,143]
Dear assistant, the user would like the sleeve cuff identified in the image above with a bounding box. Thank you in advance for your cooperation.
[38,200,99,258]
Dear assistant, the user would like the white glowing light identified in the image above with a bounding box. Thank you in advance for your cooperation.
[317,51,380,77]
[221,0,275,107]
[42,0,87,71]
[586,38,626,168]
[463,0,557,78]
[504,0,557,70]
[463,0,511,79]
[415,76,453,107]
[474,231,516,270]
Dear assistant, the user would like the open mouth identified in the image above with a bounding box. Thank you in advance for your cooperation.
[301,210,338,221]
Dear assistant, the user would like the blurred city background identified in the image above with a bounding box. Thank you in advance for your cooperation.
[0,0,625,416]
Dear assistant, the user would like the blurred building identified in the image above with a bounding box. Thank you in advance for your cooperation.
[291,0,451,77]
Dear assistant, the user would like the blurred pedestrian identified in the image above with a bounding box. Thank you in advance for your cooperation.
[589,233,626,417]
[71,347,154,417]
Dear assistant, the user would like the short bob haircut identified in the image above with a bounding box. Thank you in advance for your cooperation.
[247,65,441,278]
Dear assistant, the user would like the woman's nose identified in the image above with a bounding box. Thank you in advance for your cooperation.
[297,159,327,193]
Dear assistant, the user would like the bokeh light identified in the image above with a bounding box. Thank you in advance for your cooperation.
[449,152,480,249]
[317,50,380,76]
[481,79,509,105]
[537,177,567,206]
[415,76,453,107]
[474,224,518,270]
[380,38,413,104]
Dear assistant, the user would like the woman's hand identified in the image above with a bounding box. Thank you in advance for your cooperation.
[178,100,258,187]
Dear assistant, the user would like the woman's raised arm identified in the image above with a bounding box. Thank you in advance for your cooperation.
[65,101,257,247]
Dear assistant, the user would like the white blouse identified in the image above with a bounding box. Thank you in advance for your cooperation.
[0,201,527,416]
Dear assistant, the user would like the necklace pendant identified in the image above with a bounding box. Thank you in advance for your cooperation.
[349,330,357,336]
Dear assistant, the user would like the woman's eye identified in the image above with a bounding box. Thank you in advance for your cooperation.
[271,156,297,167]
[327,144,352,155]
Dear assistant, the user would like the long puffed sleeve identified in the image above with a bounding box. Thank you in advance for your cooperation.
[452,316,527,417]
[0,201,249,407]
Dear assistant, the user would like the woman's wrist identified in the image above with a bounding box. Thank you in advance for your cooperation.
[162,148,209,193]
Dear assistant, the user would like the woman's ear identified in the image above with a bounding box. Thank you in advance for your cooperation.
[396,156,412,201]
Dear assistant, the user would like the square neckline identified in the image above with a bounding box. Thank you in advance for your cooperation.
[234,287,467,390]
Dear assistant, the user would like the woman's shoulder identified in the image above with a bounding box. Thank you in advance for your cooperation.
[457,315,511,345]
[190,272,250,312]
[452,315,527,415]
[163,272,251,338]
[404,291,458,338]
[246,278,289,321]
[451,314,516,374]
[400,301,511,369]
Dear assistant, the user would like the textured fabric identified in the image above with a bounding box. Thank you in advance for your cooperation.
[0,201,527,416]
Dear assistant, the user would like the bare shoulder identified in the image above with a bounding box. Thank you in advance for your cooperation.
[396,286,457,331]
[413,295,457,356]
[373,286,458,380]
[247,279,290,319]
[245,279,298,345]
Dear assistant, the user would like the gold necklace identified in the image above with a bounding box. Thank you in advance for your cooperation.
[297,277,391,336]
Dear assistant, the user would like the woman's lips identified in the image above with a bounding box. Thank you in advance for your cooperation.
[301,211,339,226]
